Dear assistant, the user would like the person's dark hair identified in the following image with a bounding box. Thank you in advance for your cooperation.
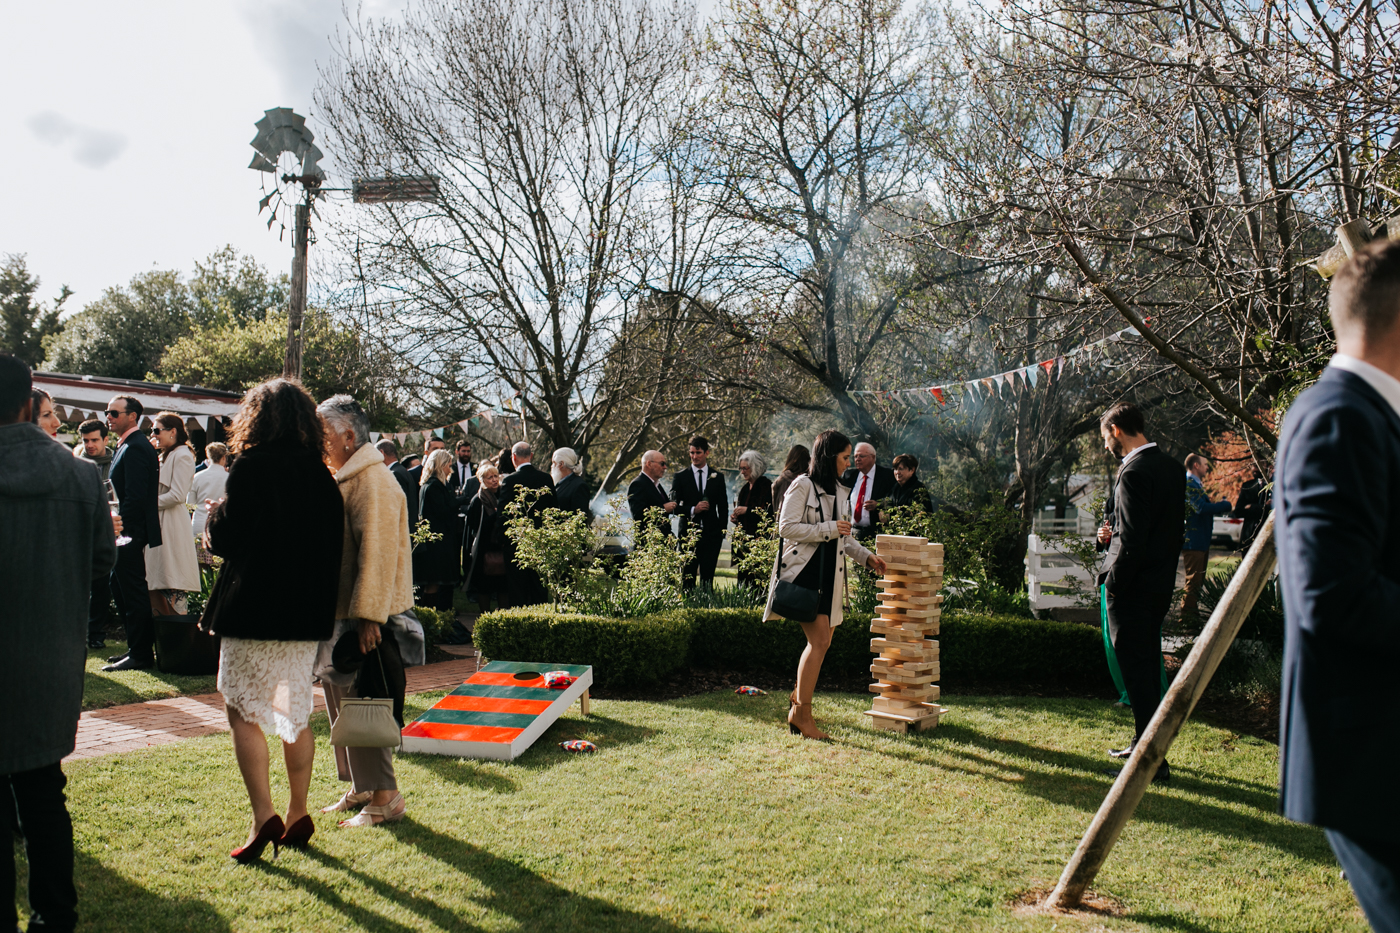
[79,419,107,437]
[152,412,191,462]
[497,448,513,474]
[688,434,710,452]
[227,378,326,461]
[1100,401,1145,437]
[0,355,32,423]
[30,387,51,424]
[781,444,810,476]
[1330,238,1400,342]
[456,439,470,451]
[114,395,143,418]
[403,454,422,469]
[1184,453,1207,471]
[808,430,851,494]
[893,453,918,472]
[375,438,398,458]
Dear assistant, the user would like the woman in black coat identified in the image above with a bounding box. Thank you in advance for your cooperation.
[464,463,509,611]
[886,453,933,513]
[412,449,460,610]
[203,378,344,862]
[730,449,774,590]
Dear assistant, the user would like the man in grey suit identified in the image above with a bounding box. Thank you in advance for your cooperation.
[1277,239,1400,931]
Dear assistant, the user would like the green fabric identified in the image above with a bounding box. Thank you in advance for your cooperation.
[1099,584,1169,707]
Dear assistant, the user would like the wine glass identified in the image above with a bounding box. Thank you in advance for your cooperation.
[104,480,132,547]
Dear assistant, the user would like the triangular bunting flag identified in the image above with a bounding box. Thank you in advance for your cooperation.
[1057,357,1066,377]
[433,427,445,439]
[420,430,432,440]
[482,410,494,424]
[370,432,381,443]
[1026,365,1039,387]
[930,386,945,406]
[457,419,472,435]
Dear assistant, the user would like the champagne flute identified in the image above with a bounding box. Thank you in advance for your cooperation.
[105,479,132,546]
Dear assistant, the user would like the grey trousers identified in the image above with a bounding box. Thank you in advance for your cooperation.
[323,682,398,792]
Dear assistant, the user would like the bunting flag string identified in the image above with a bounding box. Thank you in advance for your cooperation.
[849,323,1141,409]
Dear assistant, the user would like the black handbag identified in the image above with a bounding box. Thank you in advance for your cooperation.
[769,492,827,624]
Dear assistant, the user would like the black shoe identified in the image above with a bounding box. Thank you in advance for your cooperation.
[102,656,153,672]
[1102,761,1171,784]
[88,636,106,649]
[106,652,128,664]
[1108,741,1137,759]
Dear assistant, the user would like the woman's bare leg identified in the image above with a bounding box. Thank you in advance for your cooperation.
[227,706,276,845]
[281,727,315,825]
[792,616,833,737]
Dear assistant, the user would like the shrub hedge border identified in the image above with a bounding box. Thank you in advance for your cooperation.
[474,606,1113,692]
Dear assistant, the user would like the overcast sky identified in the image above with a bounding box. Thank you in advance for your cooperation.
[2,0,718,317]
[0,0,396,311]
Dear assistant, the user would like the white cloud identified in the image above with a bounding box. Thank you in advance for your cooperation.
[26,111,128,169]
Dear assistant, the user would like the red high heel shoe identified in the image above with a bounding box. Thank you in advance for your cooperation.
[230,814,285,864]
[280,815,315,851]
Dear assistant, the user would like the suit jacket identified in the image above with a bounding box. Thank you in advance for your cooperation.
[887,476,933,512]
[498,462,555,519]
[446,467,480,513]
[109,429,162,547]
[1277,367,1400,836]
[734,476,773,537]
[497,462,555,605]
[627,472,672,535]
[841,465,896,534]
[673,463,728,543]
[554,472,591,518]
[1184,473,1231,551]
[389,461,418,523]
[1098,445,1184,603]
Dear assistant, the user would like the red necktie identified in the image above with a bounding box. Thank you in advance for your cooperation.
[855,474,868,520]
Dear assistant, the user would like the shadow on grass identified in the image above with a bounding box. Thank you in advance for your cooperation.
[73,850,232,931]
[396,712,658,780]
[81,648,218,710]
[397,820,720,932]
[404,755,520,794]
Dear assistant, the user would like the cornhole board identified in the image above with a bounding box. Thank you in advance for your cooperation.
[399,661,593,760]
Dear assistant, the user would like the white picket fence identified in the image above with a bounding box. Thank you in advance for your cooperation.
[1025,532,1188,618]
[1031,512,1100,537]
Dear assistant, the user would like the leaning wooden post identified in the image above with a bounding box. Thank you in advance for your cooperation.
[1046,512,1278,910]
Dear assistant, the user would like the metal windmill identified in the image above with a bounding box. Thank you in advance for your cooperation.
[249,107,325,379]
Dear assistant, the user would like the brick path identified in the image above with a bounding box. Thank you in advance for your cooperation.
[66,656,479,764]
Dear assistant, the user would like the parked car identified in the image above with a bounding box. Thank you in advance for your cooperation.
[1213,515,1244,547]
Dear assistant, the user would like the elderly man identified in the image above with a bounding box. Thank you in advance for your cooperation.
[1,354,117,933]
[841,442,895,542]
[551,447,591,518]
[103,394,161,672]
[498,441,555,605]
[628,450,676,535]
[376,439,418,519]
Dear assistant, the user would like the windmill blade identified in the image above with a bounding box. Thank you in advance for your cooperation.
[301,143,325,178]
[249,152,277,172]
[258,191,276,213]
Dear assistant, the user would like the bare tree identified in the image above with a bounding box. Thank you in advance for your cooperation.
[317,0,698,462]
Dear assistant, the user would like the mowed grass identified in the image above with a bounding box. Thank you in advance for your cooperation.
[81,646,217,710]
[37,693,1360,932]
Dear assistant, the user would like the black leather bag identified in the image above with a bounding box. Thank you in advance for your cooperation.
[769,494,826,624]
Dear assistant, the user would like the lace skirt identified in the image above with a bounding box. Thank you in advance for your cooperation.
[218,637,318,743]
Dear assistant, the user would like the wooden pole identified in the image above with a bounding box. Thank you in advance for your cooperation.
[283,197,311,380]
[1046,512,1278,909]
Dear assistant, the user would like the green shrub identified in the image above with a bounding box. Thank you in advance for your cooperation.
[682,583,765,610]
[473,607,693,688]
[412,606,454,646]
[938,612,1112,691]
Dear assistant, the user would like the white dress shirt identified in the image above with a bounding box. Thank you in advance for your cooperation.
[690,465,707,516]
[1330,353,1400,418]
[188,463,229,536]
[849,466,876,527]
[1118,441,1157,469]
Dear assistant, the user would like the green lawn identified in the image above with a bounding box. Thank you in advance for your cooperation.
[82,647,217,710]
[35,692,1359,932]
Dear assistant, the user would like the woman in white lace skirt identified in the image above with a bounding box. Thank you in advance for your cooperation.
[203,380,345,863]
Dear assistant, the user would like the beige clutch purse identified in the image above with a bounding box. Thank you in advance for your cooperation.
[330,697,402,748]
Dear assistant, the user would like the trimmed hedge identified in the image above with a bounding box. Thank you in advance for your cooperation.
[473,608,692,688]
[475,605,1115,693]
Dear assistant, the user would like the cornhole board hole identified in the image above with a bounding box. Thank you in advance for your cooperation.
[400,661,593,760]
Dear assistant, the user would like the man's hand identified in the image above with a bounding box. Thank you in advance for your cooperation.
[1097,522,1112,545]
[358,619,383,654]
[663,501,677,513]
[694,501,710,514]
[836,519,852,536]
[111,513,124,536]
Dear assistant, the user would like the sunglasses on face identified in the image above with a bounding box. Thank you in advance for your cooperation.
[105,409,126,417]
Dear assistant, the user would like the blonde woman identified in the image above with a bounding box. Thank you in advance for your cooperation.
[145,412,201,615]
[413,448,459,611]
[317,395,414,827]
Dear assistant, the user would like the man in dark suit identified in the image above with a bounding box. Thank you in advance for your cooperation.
[498,440,555,606]
[841,442,896,542]
[377,440,418,521]
[103,395,162,671]
[551,447,591,518]
[628,450,676,535]
[407,436,446,487]
[447,439,477,498]
[1096,401,1184,779]
[1277,239,1400,931]
[672,435,728,589]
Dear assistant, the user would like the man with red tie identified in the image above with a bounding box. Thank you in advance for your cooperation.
[841,442,896,544]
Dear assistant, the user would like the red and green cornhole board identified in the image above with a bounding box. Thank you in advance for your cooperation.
[400,660,593,760]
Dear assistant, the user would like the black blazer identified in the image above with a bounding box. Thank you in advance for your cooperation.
[841,465,896,503]
[887,476,932,512]
[673,464,728,538]
[448,469,480,512]
[1277,368,1400,837]
[389,461,419,522]
[498,462,555,518]
[1098,445,1184,602]
[554,472,591,518]
[413,477,460,585]
[109,430,162,547]
[734,476,773,537]
[627,472,672,535]
[204,438,344,640]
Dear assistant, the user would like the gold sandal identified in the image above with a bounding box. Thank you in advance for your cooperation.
[338,793,405,828]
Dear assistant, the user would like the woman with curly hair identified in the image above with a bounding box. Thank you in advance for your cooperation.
[144,412,201,615]
[203,379,345,862]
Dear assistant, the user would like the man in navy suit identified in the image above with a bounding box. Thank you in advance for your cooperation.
[1096,401,1184,781]
[103,395,161,671]
[1277,239,1400,931]
[673,435,728,589]
[627,450,677,536]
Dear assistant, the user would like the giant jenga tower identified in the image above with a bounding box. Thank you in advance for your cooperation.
[864,534,945,734]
